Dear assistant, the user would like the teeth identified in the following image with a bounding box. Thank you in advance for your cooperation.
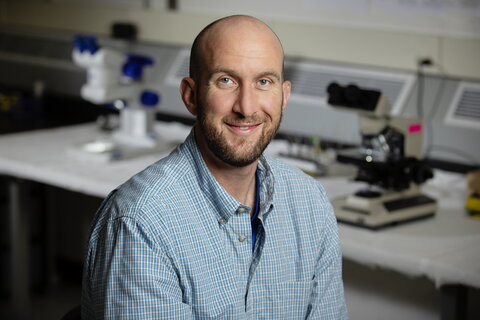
[239,126,249,130]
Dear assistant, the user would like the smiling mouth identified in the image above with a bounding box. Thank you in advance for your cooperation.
[234,124,257,130]
[226,123,261,133]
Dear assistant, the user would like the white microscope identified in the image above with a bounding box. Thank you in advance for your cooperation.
[326,83,437,229]
[69,35,168,162]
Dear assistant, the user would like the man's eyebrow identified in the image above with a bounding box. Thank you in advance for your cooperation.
[257,71,281,81]
[208,67,237,78]
[209,68,281,81]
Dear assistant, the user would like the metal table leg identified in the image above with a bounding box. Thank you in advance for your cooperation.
[9,178,31,319]
[440,284,468,320]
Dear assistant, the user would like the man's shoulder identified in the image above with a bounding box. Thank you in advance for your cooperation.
[112,144,196,214]
[90,142,205,242]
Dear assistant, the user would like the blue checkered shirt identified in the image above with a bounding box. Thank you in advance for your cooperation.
[81,131,348,319]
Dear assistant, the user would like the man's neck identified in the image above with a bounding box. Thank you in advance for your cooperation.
[195,130,258,208]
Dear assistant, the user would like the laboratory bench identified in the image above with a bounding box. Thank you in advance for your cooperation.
[0,121,478,319]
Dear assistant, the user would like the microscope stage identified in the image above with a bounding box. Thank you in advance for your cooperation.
[332,192,437,230]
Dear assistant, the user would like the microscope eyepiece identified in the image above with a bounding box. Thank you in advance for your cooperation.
[327,82,381,112]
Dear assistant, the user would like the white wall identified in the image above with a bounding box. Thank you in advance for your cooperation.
[1,0,479,80]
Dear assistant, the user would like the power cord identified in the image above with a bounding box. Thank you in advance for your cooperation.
[416,58,433,119]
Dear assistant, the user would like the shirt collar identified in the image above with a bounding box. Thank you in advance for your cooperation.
[256,154,275,219]
[184,129,275,223]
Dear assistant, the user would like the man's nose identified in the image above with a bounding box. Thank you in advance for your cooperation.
[233,85,258,117]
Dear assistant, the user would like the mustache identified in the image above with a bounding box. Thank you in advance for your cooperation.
[223,114,267,125]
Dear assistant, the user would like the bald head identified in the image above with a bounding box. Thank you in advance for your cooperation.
[189,15,285,82]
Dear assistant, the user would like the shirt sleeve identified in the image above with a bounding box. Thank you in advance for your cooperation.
[308,185,349,320]
[81,213,194,319]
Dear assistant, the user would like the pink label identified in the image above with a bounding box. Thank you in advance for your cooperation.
[408,123,422,133]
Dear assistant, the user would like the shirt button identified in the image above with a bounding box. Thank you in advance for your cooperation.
[238,207,246,214]
[218,218,226,224]
[238,235,246,242]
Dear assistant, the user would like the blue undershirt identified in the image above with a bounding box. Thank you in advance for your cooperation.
[251,168,261,252]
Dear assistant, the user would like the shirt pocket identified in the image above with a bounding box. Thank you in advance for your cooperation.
[267,280,314,318]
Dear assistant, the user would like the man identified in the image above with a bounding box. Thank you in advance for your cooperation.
[82,15,348,319]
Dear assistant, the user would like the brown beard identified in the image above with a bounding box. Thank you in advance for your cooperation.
[196,105,282,167]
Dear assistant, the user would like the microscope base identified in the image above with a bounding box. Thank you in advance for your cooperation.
[67,138,174,163]
[332,192,437,230]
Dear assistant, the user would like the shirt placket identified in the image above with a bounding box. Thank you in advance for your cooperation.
[244,204,271,316]
[226,205,253,311]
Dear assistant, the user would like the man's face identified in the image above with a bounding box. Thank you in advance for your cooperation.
[196,100,282,167]
[191,22,291,167]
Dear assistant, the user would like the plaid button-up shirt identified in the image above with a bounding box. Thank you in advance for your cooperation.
[82,130,348,319]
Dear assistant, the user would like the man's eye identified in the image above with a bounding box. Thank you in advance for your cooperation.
[258,79,271,86]
[219,77,232,84]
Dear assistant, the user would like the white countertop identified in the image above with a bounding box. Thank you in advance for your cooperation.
[0,122,189,197]
[321,174,480,288]
[1,122,478,289]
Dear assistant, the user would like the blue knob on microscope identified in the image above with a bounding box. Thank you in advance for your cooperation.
[140,90,160,107]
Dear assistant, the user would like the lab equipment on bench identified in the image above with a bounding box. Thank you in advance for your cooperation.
[326,83,437,229]
[68,35,168,162]
[466,170,480,218]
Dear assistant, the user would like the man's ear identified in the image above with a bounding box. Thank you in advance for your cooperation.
[281,80,291,112]
[180,77,198,116]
